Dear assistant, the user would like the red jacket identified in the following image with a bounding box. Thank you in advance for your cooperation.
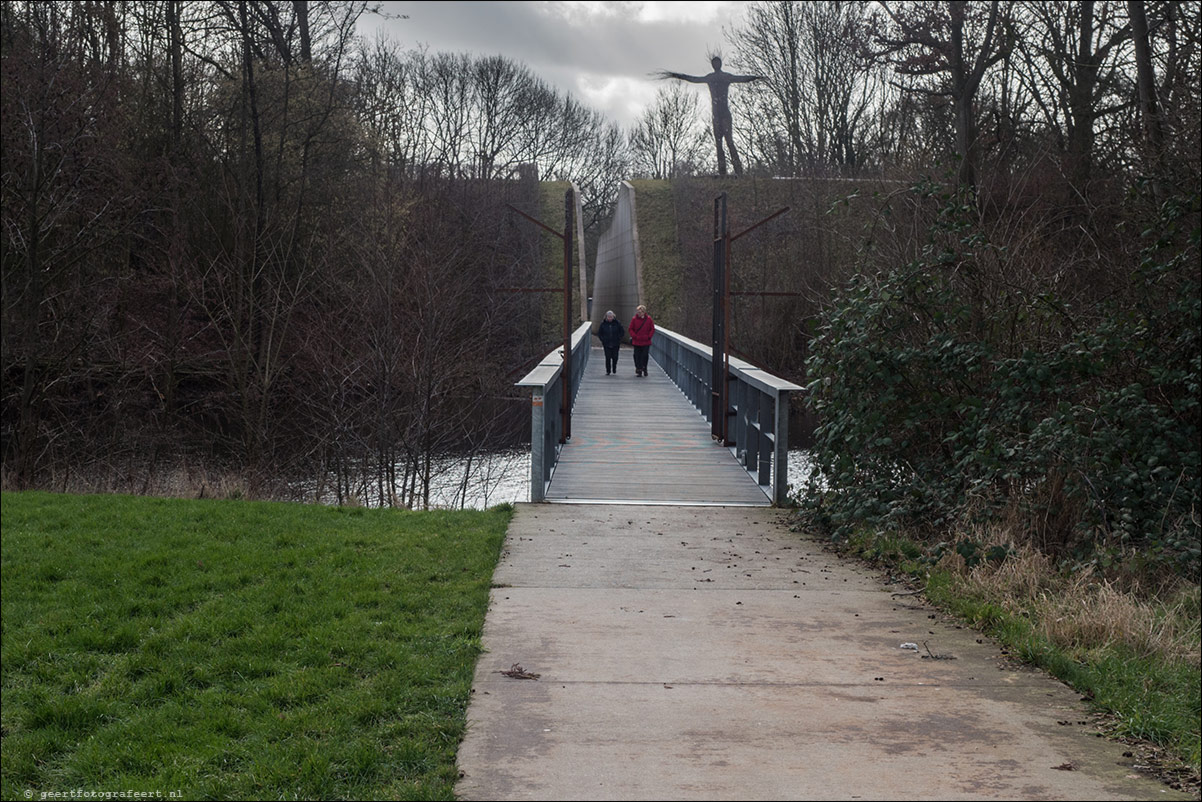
[628,313,655,346]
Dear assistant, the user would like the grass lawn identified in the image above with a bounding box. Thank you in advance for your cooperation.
[1,491,511,801]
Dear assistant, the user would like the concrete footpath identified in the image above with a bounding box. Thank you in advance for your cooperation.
[455,504,1189,801]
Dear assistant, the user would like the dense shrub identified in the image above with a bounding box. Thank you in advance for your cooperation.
[801,185,1200,578]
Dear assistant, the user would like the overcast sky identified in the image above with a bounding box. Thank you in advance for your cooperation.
[360,1,752,129]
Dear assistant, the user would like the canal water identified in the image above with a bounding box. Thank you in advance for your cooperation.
[414,448,818,510]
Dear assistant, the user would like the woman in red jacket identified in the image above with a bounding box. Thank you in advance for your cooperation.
[628,304,655,377]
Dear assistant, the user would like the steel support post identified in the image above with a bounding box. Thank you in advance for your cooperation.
[562,189,573,443]
[774,389,791,504]
[530,389,546,502]
[711,193,727,440]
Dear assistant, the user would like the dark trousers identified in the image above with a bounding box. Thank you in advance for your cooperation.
[603,344,620,373]
[633,344,650,374]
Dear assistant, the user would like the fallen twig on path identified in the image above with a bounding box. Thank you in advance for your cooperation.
[497,663,541,680]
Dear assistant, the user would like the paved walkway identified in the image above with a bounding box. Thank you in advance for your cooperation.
[545,347,768,505]
[455,504,1189,801]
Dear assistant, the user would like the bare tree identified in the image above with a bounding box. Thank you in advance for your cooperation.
[0,0,614,500]
[727,0,880,174]
[871,0,1016,189]
[469,54,538,179]
[1153,0,1202,186]
[806,1,878,169]
[727,1,808,174]
[628,83,709,179]
[423,51,473,176]
[1016,1,1131,188]
[572,120,631,234]
[0,1,141,485]
[511,79,564,170]
[352,38,438,173]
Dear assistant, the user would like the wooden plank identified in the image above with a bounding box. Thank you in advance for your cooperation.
[545,347,770,505]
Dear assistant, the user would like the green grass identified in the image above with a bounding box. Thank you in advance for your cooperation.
[1,491,512,800]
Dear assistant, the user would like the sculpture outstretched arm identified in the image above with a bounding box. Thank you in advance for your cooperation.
[654,70,705,83]
[730,73,766,83]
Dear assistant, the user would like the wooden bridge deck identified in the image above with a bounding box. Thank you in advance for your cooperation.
[545,347,770,505]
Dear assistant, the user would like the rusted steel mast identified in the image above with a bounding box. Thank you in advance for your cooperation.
[712,194,790,445]
[505,188,575,442]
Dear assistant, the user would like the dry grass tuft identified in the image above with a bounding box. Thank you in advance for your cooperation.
[2,461,259,501]
[941,524,1201,668]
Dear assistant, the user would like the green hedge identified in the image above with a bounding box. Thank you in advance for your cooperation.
[801,185,1200,578]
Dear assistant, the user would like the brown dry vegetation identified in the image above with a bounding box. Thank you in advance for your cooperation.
[941,531,1201,668]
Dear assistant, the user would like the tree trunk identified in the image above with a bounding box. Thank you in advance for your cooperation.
[294,0,311,62]
[949,1,978,191]
[238,0,268,467]
[14,146,45,486]
[1128,0,1166,178]
[1066,0,1098,188]
[168,0,183,153]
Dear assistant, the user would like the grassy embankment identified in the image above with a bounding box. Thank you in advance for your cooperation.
[1,491,511,801]
[627,179,686,330]
[832,526,1201,787]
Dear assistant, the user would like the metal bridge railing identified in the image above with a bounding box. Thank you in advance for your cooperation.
[516,322,593,502]
[650,326,803,505]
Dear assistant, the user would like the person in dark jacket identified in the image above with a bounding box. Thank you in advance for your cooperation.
[595,310,624,375]
[628,304,655,377]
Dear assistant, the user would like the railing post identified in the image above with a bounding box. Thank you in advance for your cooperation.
[517,322,593,502]
[773,388,791,504]
[530,388,546,502]
[647,326,802,505]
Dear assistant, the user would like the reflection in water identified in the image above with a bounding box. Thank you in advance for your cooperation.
[312,449,816,510]
[435,449,815,510]
[785,450,819,499]
[425,449,530,510]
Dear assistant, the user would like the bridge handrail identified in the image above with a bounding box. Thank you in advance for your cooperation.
[650,326,803,504]
[516,321,593,502]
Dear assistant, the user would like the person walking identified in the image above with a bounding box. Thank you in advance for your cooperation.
[628,304,655,377]
[595,310,625,375]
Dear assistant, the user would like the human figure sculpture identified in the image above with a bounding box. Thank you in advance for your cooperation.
[657,55,764,176]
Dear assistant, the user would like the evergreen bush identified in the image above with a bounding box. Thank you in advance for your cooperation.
[802,185,1200,579]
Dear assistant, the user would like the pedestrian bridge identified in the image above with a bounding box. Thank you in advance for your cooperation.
[516,180,802,506]
[517,323,801,506]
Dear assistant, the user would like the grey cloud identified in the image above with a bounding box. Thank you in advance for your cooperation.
[368,1,743,126]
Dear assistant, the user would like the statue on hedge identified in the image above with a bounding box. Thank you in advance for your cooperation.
[656,54,764,176]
